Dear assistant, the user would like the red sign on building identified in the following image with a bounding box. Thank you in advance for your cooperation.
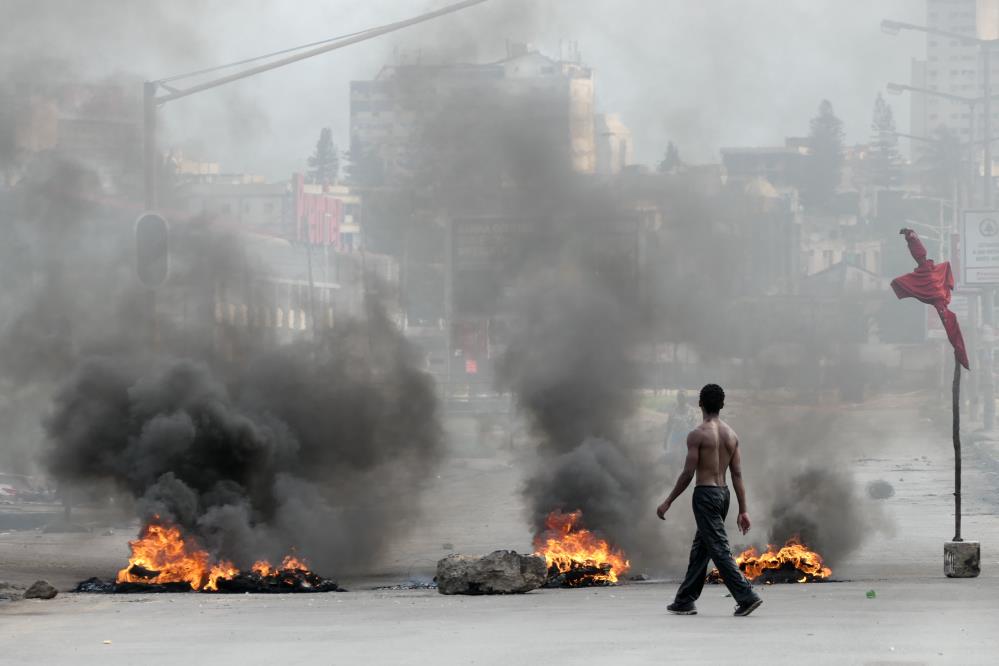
[293,173,343,246]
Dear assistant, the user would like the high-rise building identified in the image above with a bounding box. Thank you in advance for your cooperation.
[349,43,596,184]
[910,1,999,154]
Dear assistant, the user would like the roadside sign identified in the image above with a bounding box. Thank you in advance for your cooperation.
[962,210,999,285]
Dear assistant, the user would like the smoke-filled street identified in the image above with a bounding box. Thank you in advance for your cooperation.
[3,1,999,664]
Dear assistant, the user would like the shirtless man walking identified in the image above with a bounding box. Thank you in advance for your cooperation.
[656,383,763,617]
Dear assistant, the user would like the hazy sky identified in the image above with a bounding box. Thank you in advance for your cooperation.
[6,0,926,178]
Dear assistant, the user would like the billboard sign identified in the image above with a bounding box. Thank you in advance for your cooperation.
[962,210,999,285]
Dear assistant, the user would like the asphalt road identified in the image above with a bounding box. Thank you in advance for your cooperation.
[2,395,997,665]
[1,578,995,665]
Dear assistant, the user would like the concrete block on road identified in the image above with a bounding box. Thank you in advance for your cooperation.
[944,541,981,578]
[437,550,547,594]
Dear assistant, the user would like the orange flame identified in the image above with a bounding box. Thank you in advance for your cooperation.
[718,536,831,583]
[116,519,312,591]
[251,555,308,578]
[280,555,309,571]
[251,560,277,577]
[533,510,630,584]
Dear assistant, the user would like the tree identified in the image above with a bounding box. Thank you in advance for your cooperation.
[307,127,339,185]
[657,141,682,173]
[801,100,845,207]
[868,93,902,187]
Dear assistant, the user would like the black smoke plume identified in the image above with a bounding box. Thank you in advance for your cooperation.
[496,235,658,558]
[735,410,889,568]
[379,74,665,561]
[2,151,444,573]
[43,302,443,572]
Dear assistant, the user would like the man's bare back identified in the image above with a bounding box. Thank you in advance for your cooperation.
[656,393,750,535]
[690,418,738,487]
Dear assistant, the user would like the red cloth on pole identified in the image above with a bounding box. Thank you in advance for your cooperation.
[890,229,970,369]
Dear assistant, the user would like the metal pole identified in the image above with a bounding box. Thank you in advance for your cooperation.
[968,101,976,208]
[983,46,996,430]
[953,357,962,542]
[444,217,453,403]
[305,240,317,342]
[142,81,161,355]
[985,328,995,430]
[984,45,992,208]
[143,81,158,210]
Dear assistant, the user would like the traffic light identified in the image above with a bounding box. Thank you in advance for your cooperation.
[135,212,169,288]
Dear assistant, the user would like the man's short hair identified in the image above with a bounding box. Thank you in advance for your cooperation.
[699,384,725,413]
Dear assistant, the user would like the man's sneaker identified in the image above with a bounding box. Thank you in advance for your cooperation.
[667,601,697,615]
[733,598,763,617]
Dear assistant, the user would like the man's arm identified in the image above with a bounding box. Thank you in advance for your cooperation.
[656,432,699,519]
[730,439,751,534]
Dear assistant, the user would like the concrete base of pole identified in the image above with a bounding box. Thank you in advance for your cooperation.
[944,541,981,578]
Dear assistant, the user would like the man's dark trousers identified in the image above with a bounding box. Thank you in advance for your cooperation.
[674,486,759,606]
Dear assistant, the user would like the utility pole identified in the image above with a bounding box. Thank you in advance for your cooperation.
[140,0,489,208]
[981,43,996,431]
[143,81,158,210]
[134,0,490,368]
[985,44,993,209]
[305,236,317,342]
